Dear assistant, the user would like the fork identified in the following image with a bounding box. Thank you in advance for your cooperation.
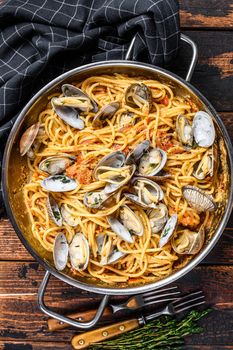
[71,290,205,349]
[47,285,180,331]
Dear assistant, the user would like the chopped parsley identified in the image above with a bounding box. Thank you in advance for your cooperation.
[162,226,171,237]
[54,175,71,183]
[53,210,61,220]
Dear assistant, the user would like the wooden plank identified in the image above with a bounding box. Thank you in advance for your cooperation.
[0,263,232,343]
[174,31,233,112]
[0,342,73,350]
[0,219,233,263]
[180,0,233,29]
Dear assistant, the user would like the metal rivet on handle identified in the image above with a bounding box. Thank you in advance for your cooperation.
[119,325,125,331]
[78,339,85,345]
[102,331,108,337]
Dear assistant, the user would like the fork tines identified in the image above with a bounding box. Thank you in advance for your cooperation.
[142,286,181,305]
[173,290,205,313]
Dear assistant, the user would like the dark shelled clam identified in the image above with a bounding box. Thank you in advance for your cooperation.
[62,84,98,113]
[47,194,62,227]
[92,102,120,128]
[125,83,152,110]
[51,98,85,130]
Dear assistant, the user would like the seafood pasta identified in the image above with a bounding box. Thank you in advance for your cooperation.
[20,74,228,285]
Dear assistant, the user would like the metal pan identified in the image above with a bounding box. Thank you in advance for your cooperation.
[2,34,233,329]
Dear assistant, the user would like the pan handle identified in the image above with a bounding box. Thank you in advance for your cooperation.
[125,33,198,82]
[37,271,110,330]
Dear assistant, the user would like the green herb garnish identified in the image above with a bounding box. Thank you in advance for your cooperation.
[91,309,212,350]
[53,210,60,220]
[163,226,171,237]
[54,175,71,183]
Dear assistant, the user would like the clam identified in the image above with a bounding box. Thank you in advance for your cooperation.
[47,194,62,227]
[125,178,164,209]
[182,185,216,212]
[171,226,205,255]
[96,234,126,266]
[94,151,126,178]
[107,250,126,265]
[193,145,217,180]
[159,214,178,248]
[39,154,76,175]
[62,84,98,112]
[69,233,89,271]
[41,175,77,192]
[107,216,134,243]
[125,83,152,110]
[148,203,168,234]
[138,148,167,176]
[125,140,150,165]
[119,112,135,127]
[19,122,40,157]
[176,115,193,148]
[61,204,79,227]
[51,98,84,129]
[92,102,120,128]
[96,165,136,195]
[83,190,112,209]
[192,111,215,148]
[53,233,69,271]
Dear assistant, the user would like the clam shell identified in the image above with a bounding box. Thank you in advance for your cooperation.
[19,122,40,156]
[176,115,193,148]
[107,250,125,265]
[83,190,112,209]
[182,185,216,212]
[138,148,167,176]
[47,194,62,227]
[119,205,144,236]
[125,83,152,110]
[192,111,215,148]
[92,102,120,128]
[52,98,84,129]
[41,175,77,192]
[69,233,90,271]
[119,112,135,127]
[94,151,126,179]
[103,164,136,194]
[61,204,79,227]
[107,216,134,243]
[125,140,150,165]
[53,233,69,271]
[39,155,76,175]
[148,203,168,234]
[159,214,178,248]
[171,226,205,255]
[62,84,98,112]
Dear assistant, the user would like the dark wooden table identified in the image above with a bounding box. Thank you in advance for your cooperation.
[0,1,233,349]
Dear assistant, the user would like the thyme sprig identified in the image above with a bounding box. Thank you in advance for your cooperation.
[91,309,212,350]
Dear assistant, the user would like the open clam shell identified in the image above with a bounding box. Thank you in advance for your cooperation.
[47,194,62,227]
[61,204,79,227]
[51,98,84,129]
[53,233,69,271]
[19,122,40,156]
[92,102,120,128]
[102,164,136,194]
[182,185,216,212]
[125,177,164,209]
[125,140,150,165]
[107,216,134,243]
[148,203,168,234]
[176,115,193,148]
[125,83,152,110]
[39,155,76,175]
[69,233,90,271]
[119,205,144,237]
[138,148,167,176]
[159,214,178,248]
[83,190,112,209]
[193,144,217,180]
[62,84,98,112]
[41,175,77,192]
[192,111,215,148]
[119,112,135,127]
[171,226,205,255]
[94,151,126,179]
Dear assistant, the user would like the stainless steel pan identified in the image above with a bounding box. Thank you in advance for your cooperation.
[2,34,233,329]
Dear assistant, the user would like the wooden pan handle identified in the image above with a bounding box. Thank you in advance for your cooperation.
[71,318,139,349]
[47,307,112,331]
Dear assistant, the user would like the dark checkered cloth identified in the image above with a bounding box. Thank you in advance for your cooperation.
[0,0,180,136]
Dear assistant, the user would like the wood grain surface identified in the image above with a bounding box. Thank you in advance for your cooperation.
[0,1,233,349]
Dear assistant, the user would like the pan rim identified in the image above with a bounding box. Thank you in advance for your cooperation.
[2,60,233,295]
